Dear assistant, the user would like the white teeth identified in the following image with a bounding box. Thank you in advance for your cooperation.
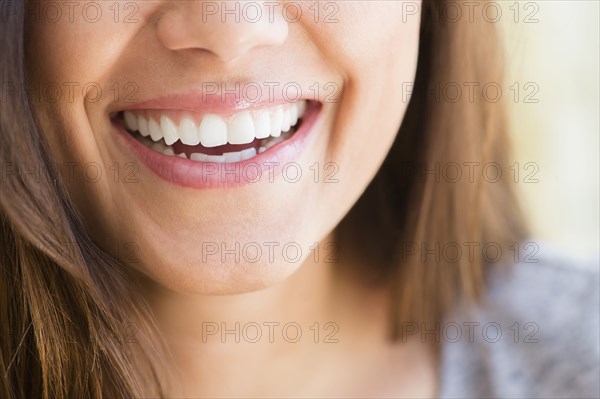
[263,132,291,150]
[199,114,228,148]
[124,111,138,131]
[126,100,308,158]
[254,111,271,139]
[240,147,257,160]
[138,115,150,137]
[151,140,167,153]
[205,155,225,163]
[290,105,298,126]
[148,119,162,142]
[190,153,208,162]
[270,107,283,137]
[179,117,200,146]
[223,151,242,163]
[182,148,259,163]
[142,140,261,165]
[138,133,264,164]
[297,101,306,117]
[281,109,291,133]
[228,112,255,145]
[160,115,179,146]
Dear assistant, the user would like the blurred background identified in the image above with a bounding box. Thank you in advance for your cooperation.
[499,0,599,261]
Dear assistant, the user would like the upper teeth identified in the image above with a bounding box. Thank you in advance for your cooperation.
[123,101,307,147]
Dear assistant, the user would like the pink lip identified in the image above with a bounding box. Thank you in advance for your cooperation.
[119,88,312,115]
[113,101,322,189]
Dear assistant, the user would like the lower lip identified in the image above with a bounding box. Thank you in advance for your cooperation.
[113,102,322,189]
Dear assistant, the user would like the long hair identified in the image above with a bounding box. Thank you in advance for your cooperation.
[1,0,526,397]
[0,1,164,397]
[338,0,526,330]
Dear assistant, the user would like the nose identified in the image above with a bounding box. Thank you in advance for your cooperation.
[156,1,289,64]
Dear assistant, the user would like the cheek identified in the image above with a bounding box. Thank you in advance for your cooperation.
[24,1,421,295]
[315,3,421,196]
[26,6,128,85]
[25,4,150,236]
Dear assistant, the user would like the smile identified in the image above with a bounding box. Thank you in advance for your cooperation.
[111,97,322,188]
[118,100,308,163]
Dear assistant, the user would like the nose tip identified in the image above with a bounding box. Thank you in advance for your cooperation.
[156,1,289,64]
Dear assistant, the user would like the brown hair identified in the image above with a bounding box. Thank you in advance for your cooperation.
[338,0,526,328]
[1,0,525,397]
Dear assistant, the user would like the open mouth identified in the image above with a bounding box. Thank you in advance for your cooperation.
[113,100,310,163]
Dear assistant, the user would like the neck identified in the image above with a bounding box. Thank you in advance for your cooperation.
[143,233,393,397]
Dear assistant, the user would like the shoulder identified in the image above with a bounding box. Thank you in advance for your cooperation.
[438,241,600,399]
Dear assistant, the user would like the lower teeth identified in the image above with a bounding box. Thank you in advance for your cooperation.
[135,131,293,163]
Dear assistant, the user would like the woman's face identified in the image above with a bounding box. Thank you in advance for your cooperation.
[26,1,421,294]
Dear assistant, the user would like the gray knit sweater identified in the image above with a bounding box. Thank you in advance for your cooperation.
[438,244,600,398]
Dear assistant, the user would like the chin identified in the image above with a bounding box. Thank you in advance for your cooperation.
[126,224,324,296]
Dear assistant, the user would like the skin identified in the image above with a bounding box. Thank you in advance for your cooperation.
[26,1,433,396]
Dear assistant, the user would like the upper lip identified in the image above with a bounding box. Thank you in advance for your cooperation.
[113,87,318,116]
